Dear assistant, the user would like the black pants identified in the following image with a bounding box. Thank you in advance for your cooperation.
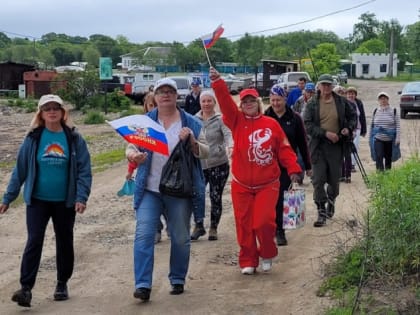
[374,139,392,171]
[311,142,342,207]
[20,198,76,289]
[203,162,230,228]
[275,168,291,232]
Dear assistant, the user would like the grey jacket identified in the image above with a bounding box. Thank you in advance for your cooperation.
[196,111,233,169]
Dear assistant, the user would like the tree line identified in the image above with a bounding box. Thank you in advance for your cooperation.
[0,12,419,72]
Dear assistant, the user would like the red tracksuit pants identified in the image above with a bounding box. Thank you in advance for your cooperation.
[231,180,279,268]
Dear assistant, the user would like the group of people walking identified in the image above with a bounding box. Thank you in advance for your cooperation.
[0,68,401,307]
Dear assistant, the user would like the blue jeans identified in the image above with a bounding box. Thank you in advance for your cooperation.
[134,190,192,289]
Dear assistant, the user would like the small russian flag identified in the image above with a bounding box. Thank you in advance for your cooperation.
[107,115,169,156]
[201,24,224,49]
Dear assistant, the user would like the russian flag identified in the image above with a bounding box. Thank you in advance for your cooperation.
[107,115,169,156]
[201,24,224,49]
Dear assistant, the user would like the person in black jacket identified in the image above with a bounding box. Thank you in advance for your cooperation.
[184,80,201,115]
[303,74,356,227]
[347,87,367,172]
[264,85,312,245]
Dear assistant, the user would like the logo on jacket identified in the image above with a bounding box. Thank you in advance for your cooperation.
[248,128,273,165]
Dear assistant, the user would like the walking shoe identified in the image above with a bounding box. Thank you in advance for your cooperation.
[313,213,326,227]
[190,223,206,240]
[53,281,69,301]
[133,287,151,301]
[208,227,218,241]
[351,165,356,173]
[170,284,184,295]
[11,286,32,307]
[154,231,162,244]
[261,259,272,272]
[276,229,288,246]
[326,200,335,219]
[241,267,256,275]
[345,177,351,183]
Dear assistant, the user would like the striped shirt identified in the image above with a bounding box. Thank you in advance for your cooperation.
[372,105,400,142]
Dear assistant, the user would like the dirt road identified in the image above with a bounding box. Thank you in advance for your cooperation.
[0,80,416,314]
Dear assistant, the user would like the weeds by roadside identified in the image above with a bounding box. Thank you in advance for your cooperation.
[319,158,420,314]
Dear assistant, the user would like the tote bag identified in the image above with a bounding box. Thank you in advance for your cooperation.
[283,185,306,229]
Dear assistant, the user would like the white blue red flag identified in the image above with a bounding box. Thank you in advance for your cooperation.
[107,115,169,156]
[201,24,224,49]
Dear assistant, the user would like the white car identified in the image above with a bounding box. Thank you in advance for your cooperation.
[277,72,311,90]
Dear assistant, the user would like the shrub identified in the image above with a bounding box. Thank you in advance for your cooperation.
[368,158,420,277]
[84,111,105,124]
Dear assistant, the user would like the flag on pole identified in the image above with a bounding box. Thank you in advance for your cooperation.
[201,24,224,49]
[107,115,169,155]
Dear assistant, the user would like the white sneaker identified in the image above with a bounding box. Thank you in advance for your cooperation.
[261,259,272,272]
[241,267,255,275]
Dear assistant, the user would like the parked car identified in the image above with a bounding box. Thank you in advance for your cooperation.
[398,81,420,119]
[336,70,348,84]
[277,72,311,90]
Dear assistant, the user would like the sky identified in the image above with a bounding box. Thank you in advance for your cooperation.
[0,0,418,44]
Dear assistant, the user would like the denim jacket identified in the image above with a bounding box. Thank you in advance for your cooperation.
[2,125,92,207]
[132,108,209,210]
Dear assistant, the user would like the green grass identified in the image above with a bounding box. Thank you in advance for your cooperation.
[90,148,126,173]
[318,157,420,314]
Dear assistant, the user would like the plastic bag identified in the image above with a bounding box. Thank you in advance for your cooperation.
[283,184,306,229]
[159,138,194,198]
[117,179,135,197]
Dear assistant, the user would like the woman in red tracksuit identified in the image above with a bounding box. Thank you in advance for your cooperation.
[210,67,301,274]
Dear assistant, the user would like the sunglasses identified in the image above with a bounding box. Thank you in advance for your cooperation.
[42,106,62,112]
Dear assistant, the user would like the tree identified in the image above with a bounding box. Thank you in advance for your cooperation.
[352,12,380,47]
[405,21,420,63]
[0,32,11,48]
[309,43,340,76]
[355,38,387,53]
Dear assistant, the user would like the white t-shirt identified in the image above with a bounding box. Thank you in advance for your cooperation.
[146,120,182,192]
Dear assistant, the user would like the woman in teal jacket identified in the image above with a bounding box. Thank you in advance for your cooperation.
[0,94,92,308]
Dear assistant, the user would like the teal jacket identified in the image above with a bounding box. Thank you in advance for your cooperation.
[2,125,92,208]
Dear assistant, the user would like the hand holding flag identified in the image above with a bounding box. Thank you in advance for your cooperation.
[107,115,169,155]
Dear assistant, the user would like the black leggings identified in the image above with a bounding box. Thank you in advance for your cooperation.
[203,162,230,228]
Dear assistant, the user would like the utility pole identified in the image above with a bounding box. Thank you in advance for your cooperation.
[388,28,394,77]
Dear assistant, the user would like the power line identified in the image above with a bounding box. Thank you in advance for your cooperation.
[227,0,376,39]
[0,29,40,40]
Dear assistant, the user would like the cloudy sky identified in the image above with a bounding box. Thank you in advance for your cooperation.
[0,0,418,44]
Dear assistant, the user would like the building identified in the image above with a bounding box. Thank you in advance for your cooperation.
[120,47,172,71]
[351,53,398,79]
[0,61,35,91]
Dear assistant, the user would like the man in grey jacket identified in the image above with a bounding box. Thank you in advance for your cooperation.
[303,74,356,227]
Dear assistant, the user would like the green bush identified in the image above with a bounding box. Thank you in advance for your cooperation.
[84,111,105,124]
[368,158,420,276]
[120,106,141,117]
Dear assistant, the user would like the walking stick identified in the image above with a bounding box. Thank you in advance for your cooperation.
[350,142,369,185]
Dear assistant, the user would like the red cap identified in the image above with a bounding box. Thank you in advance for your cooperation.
[239,88,259,100]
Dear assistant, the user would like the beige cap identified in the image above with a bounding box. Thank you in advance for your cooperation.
[377,91,389,99]
[38,94,64,109]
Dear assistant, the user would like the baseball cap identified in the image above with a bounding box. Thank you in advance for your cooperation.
[153,78,177,92]
[270,84,286,97]
[239,88,259,100]
[304,82,315,91]
[191,79,200,86]
[317,74,334,84]
[38,94,63,109]
[377,91,389,99]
